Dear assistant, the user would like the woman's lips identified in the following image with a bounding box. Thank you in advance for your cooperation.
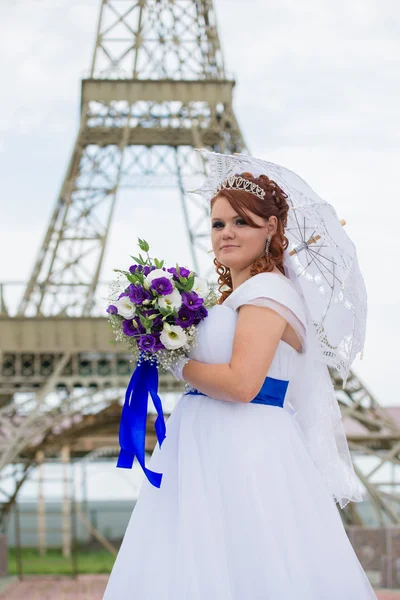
[221,245,239,249]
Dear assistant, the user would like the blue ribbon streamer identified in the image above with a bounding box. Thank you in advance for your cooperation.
[116,353,166,488]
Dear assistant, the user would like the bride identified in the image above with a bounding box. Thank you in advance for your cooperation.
[102,167,378,599]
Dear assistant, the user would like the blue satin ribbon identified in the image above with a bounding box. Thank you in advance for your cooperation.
[185,375,289,407]
[116,352,166,488]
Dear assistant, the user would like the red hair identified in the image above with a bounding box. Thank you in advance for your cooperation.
[211,171,289,304]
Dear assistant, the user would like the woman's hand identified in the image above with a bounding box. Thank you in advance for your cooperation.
[169,355,191,381]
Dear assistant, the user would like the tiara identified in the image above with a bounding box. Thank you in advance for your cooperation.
[214,174,266,200]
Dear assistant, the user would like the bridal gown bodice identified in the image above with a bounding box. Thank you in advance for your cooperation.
[187,272,308,391]
[188,303,300,382]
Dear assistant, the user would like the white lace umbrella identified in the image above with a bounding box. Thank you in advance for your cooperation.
[188,148,367,387]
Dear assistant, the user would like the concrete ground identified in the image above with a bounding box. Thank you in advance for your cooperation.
[0,575,399,599]
[0,575,109,599]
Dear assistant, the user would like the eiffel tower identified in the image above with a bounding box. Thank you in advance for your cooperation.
[0,0,399,540]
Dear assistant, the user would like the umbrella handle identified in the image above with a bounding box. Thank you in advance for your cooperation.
[289,219,346,256]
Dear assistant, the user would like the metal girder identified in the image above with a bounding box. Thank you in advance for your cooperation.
[81,79,236,105]
[0,317,125,354]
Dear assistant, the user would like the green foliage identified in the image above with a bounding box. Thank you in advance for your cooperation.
[126,273,140,284]
[129,240,172,273]
[138,314,151,331]
[137,238,149,253]
[113,268,130,275]
[129,255,143,264]
[8,547,115,574]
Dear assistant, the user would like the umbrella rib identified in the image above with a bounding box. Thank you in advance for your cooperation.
[308,246,341,268]
[302,240,335,285]
[310,246,337,317]
[307,249,342,286]
[297,250,316,277]
[303,216,307,245]
[307,251,334,289]
[287,229,304,244]
[286,226,317,232]
[285,225,318,231]
[292,210,305,242]
[286,210,305,244]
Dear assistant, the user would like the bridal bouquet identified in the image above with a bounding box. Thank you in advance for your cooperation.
[106,238,218,487]
[107,238,218,366]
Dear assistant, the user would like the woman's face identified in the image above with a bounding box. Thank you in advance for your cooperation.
[211,194,276,271]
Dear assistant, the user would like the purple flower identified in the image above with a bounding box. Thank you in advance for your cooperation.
[138,334,159,352]
[193,304,208,324]
[176,306,195,328]
[122,319,139,337]
[143,265,155,276]
[152,334,165,351]
[181,290,204,311]
[128,265,155,276]
[129,264,143,274]
[106,304,118,314]
[122,317,146,336]
[118,292,128,299]
[150,277,173,296]
[167,266,191,279]
[127,284,152,304]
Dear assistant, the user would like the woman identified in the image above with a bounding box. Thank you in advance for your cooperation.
[102,170,377,599]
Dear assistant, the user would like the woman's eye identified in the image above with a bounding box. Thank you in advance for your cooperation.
[212,219,246,229]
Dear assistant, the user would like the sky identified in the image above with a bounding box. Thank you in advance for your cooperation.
[0,0,399,423]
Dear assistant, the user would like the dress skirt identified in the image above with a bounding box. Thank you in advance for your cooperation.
[102,391,378,600]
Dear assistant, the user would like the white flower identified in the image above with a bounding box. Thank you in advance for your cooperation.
[115,296,136,319]
[160,324,187,350]
[144,268,174,289]
[192,276,209,299]
[158,288,182,311]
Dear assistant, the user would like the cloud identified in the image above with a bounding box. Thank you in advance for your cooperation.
[0,1,97,136]
[218,0,400,149]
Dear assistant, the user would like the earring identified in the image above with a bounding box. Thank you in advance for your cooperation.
[265,234,272,257]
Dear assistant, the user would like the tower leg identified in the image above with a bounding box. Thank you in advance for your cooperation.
[61,444,71,558]
[36,449,46,557]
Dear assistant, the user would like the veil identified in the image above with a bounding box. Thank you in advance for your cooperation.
[282,249,364,509]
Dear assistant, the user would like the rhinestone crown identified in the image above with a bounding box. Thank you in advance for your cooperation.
[214,174,266,200]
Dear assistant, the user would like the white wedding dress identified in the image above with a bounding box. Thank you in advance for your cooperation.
[102,272,378,599]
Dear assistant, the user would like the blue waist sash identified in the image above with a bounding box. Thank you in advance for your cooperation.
[185,375,289,408]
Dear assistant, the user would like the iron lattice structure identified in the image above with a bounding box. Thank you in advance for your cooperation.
[17,0,245,318]
[0,0,399,535]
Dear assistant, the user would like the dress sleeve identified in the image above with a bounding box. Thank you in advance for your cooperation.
[225,273,308,352]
